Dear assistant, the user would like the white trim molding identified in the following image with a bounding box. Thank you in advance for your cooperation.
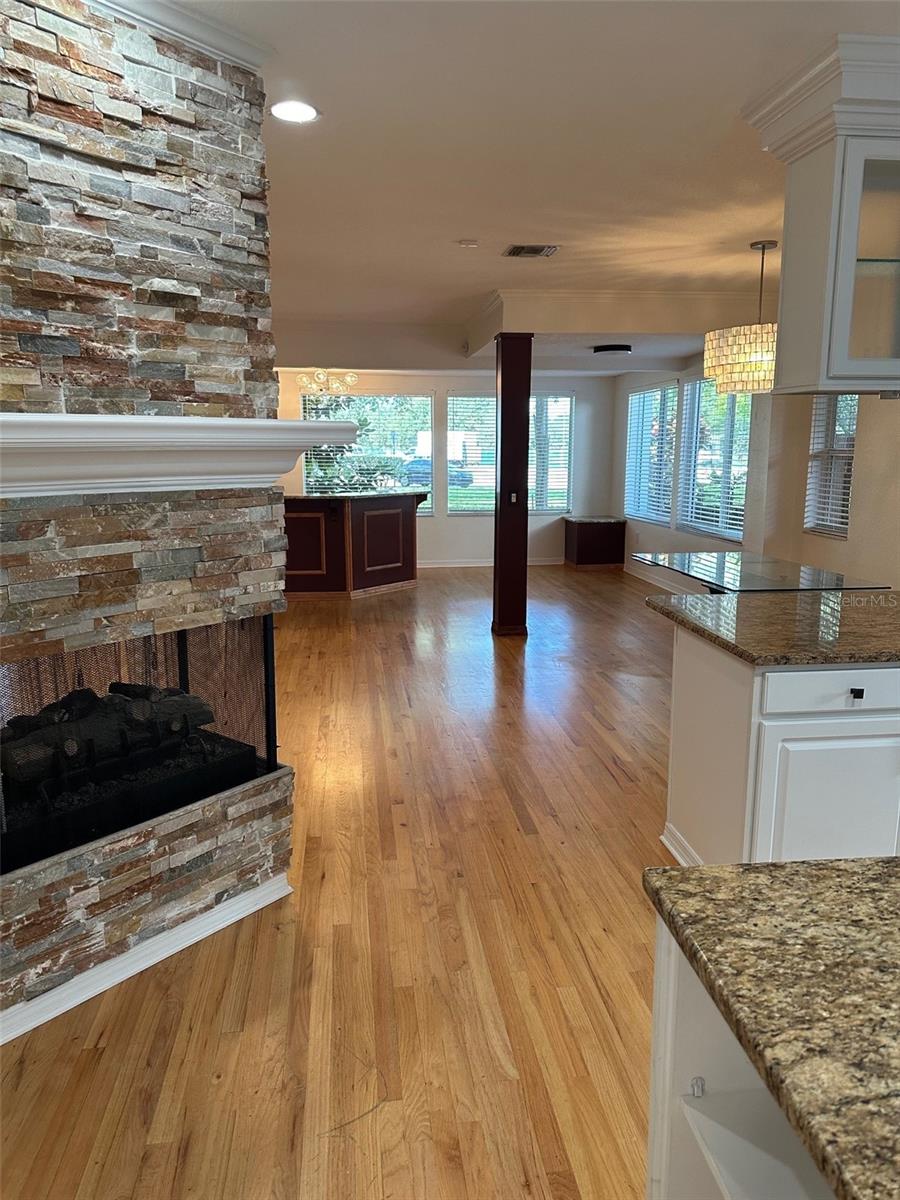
[419,557,565,569]
[660,822,703,867]
[91,0,270,70]
[0,874,292,1044]
[624,560,698,596]
[0,412,357,498]
[743,34,900,162]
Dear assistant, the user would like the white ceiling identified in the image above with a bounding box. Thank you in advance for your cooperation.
[470,329,702,373]
[183,1,899,344]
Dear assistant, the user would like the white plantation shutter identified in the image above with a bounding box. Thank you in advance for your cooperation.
[678,379,751,540]
[446,394,573,513]
[804,394,858,537]
[624,384,678,523]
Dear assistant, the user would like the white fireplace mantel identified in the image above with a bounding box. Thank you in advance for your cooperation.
[0,412,357,498]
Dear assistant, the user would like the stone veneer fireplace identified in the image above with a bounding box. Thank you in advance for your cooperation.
[0,0,354,1039]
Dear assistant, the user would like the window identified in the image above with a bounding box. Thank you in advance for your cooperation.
[529,395,573,511]
[624,384,678,523]
[447,396,496,513]
[302,393,433,513]
[446,395,573,514]
[678,379,751,539]
[804,394,858,537]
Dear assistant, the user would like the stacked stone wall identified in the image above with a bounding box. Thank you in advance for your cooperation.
[1,766,294,1010]
[1,486,287,659]
[1,0,277,418]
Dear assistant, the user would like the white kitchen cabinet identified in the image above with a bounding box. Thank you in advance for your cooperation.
[663,625,900,866]
[754,715,900,861]
[744,37,900,395]
[647,922,833,1200]
[829,138,900,383]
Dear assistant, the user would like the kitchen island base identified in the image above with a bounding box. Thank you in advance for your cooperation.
[285,491,428,599]
[648,920,832,1200]
[648,592,900,867]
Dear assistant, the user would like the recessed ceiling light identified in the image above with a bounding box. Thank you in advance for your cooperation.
[270,100,319,124]
[593,343,633,354]
[457,239,479,249]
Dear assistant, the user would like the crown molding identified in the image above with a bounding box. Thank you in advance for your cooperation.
[90,0,270,70]
[743,34,900,162]
[494,287,776,301]
[0,413,356,498]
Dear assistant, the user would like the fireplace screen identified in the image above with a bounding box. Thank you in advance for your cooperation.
[0,616,278,874]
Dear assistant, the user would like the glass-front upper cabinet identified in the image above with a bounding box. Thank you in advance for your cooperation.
[745,38,900,396]
[829,137,900,386]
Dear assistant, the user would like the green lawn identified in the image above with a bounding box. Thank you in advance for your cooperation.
[446,486,569,513]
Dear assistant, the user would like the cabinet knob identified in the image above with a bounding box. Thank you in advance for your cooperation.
[850,687,865,700]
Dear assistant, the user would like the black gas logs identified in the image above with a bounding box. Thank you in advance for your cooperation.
[1,684,215,786]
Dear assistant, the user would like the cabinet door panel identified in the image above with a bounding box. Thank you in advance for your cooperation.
[829,136,900,382]
[754,715,900,861]
[284,498,347,593]
[348,495,418,592]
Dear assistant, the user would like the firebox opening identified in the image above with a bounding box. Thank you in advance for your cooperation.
[0,617,278,875]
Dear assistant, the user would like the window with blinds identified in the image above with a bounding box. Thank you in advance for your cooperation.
[447,396,496,512]
[624,384,678,523]
[804,394,858,537]
[529,395,573,511]
[677,379,752,539]
[301,393,433,513]
[446,395,573,514]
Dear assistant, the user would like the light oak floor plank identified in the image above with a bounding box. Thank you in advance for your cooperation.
[1,567,675,1199]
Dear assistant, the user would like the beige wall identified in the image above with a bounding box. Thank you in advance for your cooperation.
[763,393,900,588]
[277,370,615,567]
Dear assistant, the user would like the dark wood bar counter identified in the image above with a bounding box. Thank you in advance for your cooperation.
[284,491,428,598]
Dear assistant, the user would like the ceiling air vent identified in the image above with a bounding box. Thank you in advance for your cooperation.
[503,244,559,258]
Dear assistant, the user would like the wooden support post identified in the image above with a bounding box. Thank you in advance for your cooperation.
[492,331,533,636]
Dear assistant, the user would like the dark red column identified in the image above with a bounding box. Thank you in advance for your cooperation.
[492,331,533,636]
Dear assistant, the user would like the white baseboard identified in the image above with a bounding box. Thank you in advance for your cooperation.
[624,561,698,595]
[660,822,703,866]
[419,557,564,568]
[0,873,292,1044]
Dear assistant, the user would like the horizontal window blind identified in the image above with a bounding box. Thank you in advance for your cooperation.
[446,395,574,513]
[447,396,496,512]
[624,384,678,523]
[804,394,858,537]
[528,395,573,512]
[678,379,751,539]
[302,393,433,513]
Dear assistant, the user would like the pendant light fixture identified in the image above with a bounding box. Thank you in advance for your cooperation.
[297,369,359,396]
[704,240,778,394]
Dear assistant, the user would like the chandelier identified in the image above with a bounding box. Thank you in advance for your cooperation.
[298,368,359,396]
[704,240,778,394]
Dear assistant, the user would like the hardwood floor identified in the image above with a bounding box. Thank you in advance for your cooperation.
[1,567,676,1200]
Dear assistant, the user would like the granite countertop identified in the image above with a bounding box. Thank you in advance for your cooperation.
[565,514,625,523]
[645,590,900,665]
[285,489,429,500]
[643,858,900,1200]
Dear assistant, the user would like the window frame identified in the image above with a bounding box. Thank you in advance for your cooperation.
[624,374,753,544]
[444,391,575,517]
[676,379,750,542]
[300,391,436,515]
[803,393,859,539]
[623,381,679,527]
